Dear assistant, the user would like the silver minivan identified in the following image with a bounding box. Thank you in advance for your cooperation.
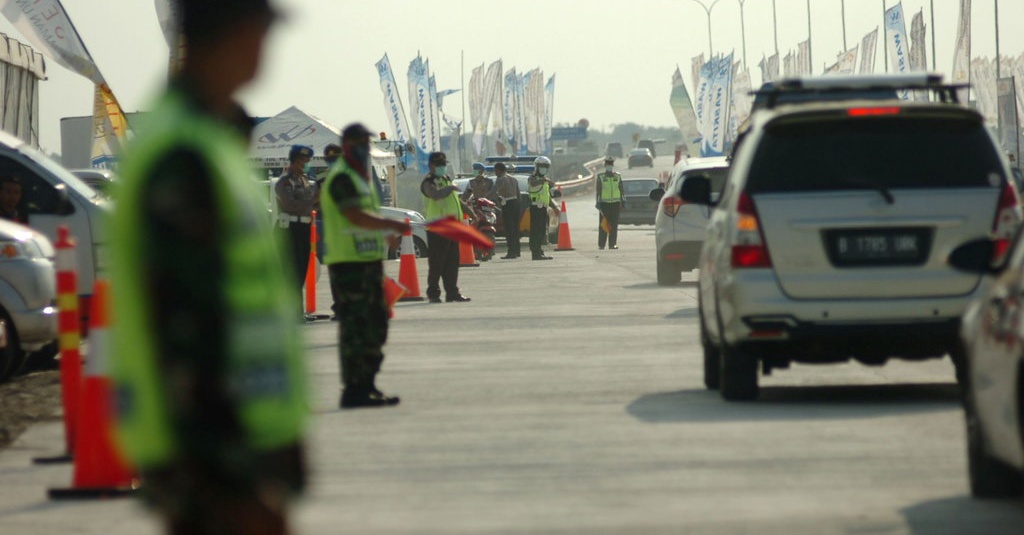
[690,83,1020,400]
[0,219,56,380]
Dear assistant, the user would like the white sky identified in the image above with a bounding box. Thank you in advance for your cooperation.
[0,0,1021,154]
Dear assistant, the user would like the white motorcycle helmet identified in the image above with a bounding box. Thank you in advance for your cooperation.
[534,156,551,176]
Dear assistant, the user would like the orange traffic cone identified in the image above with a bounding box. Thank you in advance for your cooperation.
[555,201,575,251]
[49,280,138,499]
[459,213,480,267]
[305,211,318,315]
[35,226,79,465]
[383,276,407,318]
[397,219,425,302]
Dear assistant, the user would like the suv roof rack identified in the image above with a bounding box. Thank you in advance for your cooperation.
[754,72,968,110]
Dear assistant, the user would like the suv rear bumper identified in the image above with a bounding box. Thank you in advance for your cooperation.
[716,269,969,360]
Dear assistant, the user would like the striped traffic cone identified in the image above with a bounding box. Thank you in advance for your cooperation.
[34,226,79,465]
[49,280,139,499]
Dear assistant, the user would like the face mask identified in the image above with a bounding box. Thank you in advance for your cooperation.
[605,166,614,173]
[434,166,447,177]
[303,162,312,174]
[537,167,547,177]
[352,146,370,166]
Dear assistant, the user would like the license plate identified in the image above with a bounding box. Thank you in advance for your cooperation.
[825,228,931,267]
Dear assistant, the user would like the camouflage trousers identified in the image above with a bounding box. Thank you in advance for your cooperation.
[328,262,388,390]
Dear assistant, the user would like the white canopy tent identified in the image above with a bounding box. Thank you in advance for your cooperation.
[250,106,341,169]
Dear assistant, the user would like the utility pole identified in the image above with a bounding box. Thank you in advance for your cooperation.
[772,0,779,56]
[738,0,748,68]
[690,0,721,58]
[806,0,813,72]
[841,0,847,51]
[930,0,936,71]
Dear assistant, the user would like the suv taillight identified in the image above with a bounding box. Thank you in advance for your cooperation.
[992,183,1021,262]
[662,195,683,218]
[731,191,772,268]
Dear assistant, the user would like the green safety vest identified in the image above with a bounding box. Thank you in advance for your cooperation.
[321,160,386,263]
[422,175,462,220]
[599,172,623,202]
[528,177,551,207]
[109,88,307,468]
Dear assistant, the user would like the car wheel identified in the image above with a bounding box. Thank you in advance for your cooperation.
[700,304,720,390]
[719,345,759,401]
[656,256,680,286]
[0,310,24,382]
[389,236,427,260]
[964,378,1023,497]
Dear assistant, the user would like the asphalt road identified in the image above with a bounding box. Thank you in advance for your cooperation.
[0,154,1022,534]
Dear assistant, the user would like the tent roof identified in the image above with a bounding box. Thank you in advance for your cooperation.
[250,106,340,168]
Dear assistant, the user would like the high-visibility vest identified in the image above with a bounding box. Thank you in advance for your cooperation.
[422,175,462,220]
[321,160,386,263]
[599,172,623,202]
[528,176,551,207]
[110,87,307,469]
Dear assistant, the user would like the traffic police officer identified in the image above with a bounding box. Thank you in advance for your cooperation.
[109,0,307,533]
[275,144,318,315]
[322,123,410,408]
[527,156,559,260]
[596,156,625,250]
[421,152,471,303]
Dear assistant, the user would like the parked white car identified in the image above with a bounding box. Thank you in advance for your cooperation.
[0,219,56,380]
[949,236,1024,498]
[649,157,729,285]
[691,75,1021,400]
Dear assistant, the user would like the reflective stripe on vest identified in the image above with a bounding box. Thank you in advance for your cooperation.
[528,178,551,207]
[321,160,386,263]
[110,88,307,468]
[422,175,462,220]
[599,173,622,202]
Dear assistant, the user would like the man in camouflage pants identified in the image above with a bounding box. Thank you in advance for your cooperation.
[321,123,410,408]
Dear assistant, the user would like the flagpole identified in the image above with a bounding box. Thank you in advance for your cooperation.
[930,0,936,71]
[772,0,779,56]
[994,0,1001,80]
[806,0,813,72]
[738,0,748,69]
[882,0,888,73]
[841,0,847,51]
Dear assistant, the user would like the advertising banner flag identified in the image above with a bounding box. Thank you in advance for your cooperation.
[407,56,433,173]
[691,54,705,101]
[1,0,102,84]
[375,54,412,149]
[783,51,796,77]
[428,71,441,153]
[767,53,779,82]
[503,68,517,153]
[885,2,911,99]
[860,28,878,74]
[997,77,1020,160]
[909,9,927,71]
[700,53,734,157]
[90,84,129,168]
[523,68,542,153]
[952,0,971,103]
[731,64,752,135]
[972,58,996,124]
[670,67,700,157]
[797,40,811,76]
[515,71,528,154]
[695,59,713,137]
[477,60,502,156]
[544,74,555,154]
[468,63,484,155]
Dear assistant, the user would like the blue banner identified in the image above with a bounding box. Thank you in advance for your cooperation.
[885,2,911,100]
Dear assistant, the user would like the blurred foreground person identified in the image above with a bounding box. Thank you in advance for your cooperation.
[109,1,307,534]
[322,123,410,408]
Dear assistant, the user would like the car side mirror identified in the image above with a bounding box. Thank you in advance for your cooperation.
[948,239,1000,275]
[679,176,712,205]
[649,187,665,201]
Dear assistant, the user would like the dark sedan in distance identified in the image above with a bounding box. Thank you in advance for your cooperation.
[627,148,654,169]
[617,177,660,225]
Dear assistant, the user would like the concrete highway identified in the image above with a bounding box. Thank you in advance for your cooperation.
[0,154,1022,534]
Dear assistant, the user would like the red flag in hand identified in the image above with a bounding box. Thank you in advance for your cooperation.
[425,216,495,250]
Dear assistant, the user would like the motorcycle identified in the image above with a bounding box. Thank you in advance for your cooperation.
[468,196,499,261]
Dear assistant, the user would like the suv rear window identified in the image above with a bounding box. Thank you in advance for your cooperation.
[747,115,1003,193]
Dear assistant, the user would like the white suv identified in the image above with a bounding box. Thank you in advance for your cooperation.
[690,75,1021,400]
